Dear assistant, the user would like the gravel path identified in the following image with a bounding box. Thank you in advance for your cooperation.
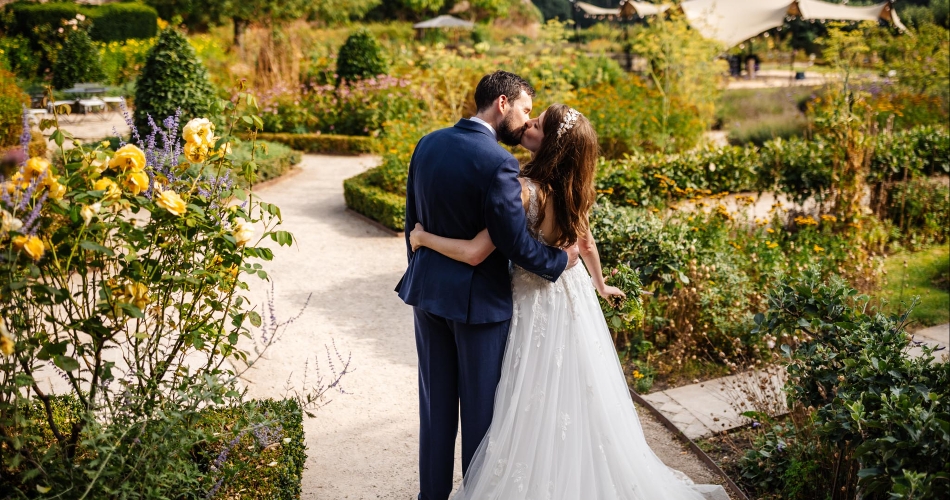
[240,154,727,498]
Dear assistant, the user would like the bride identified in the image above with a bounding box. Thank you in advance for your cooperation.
[409,104,727,499]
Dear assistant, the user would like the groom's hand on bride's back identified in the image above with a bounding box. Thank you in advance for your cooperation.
[565,244,580,269]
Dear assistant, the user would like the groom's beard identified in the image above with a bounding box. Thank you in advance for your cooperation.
[496,112,526,147]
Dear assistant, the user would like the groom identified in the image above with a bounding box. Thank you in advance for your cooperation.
[396,71,578,500]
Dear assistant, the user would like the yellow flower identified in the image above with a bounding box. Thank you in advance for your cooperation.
[109,144,147,173]
[118,282,150,310]
[813,245,825,253]
[820,214,837,223]
[124,171,149,196]
[155,189,187,216]
[182,118,215,148]
[184,142,209,163]
[1,209,23,233]
[13,235,45,261]
[80,202,101,225]
[0,319,13,356]
[93,178,122,201]
[632,370,644,380]
[231,218,255,246]
[43,175,67,200]
[766,228,775,234]
[25,157,50,180]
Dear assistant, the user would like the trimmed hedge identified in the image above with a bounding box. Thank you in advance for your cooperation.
[3,2,158,42]
[252,133,376,155]
[343,170,406,231]
[229,138,303,188]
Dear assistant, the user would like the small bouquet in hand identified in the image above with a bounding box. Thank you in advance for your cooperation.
[599,263,646,331]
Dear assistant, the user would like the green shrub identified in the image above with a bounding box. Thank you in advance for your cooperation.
[336,28,388,84]
[51,28,105,89]
[343,170,405,231]
[881,177,950,246]
[3,2,157,42]
[87,3,158,42]
[0,35,40,78]
[134,27,215,134]
[0,68,27,149]
[3,397,305,499]
[252,133,376,155]
[747,270,950,499]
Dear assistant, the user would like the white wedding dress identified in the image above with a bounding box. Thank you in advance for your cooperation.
[453,181,728,500]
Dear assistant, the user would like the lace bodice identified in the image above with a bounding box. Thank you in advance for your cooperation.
[523,179,547,244]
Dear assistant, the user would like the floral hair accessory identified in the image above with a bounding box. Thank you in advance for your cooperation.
[556,108,581,139]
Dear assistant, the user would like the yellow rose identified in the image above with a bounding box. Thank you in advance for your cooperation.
[183,142,209,163]
[25,157,50,180]
[0,319,13,356]
[12,235,45,261]
[155,189,187,216]
[93,178,122,201]
[119,282,150,310]
[80,202,101,225]
[5,172,29,194]
[1,209,23,233]
[109,144,147,173]
[182,118,215,148]
[231,218,255,246]
[124,171,150,196]
[43,175,67,200]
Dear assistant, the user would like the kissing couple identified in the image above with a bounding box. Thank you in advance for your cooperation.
[396,71,727,500]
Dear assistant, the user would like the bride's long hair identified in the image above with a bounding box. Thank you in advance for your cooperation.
[520,103,598,248]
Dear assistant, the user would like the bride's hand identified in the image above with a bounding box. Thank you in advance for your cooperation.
[409,223,427,251]
[597,285,626,303]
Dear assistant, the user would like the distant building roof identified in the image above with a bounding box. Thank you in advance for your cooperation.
[413,15,476,29]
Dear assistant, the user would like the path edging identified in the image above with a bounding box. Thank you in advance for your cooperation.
[345,208,402,237]
[630,388,749,500]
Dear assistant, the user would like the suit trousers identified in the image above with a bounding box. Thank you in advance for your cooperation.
[414,308,510,500]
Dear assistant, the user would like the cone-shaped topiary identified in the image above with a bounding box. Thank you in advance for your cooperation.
[134,27,215,133]
[51,28,105,90]
[336,29,388,85]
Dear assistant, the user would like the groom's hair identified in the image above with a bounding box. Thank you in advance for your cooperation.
[474,71,536,112]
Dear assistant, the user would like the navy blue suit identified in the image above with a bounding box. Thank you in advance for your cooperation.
[396,119,567,499]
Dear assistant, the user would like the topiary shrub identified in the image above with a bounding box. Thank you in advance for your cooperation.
[51,28,105,89]
[134,27,215,134]
[336,29,388,84]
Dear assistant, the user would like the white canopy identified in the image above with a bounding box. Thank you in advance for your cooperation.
[577,0,904,48]
[681,0,904,47]
[413,15,475,29]
[576,1,670,18]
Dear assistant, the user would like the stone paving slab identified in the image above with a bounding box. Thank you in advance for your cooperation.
[908,323,949,363]
[643,370,787,440]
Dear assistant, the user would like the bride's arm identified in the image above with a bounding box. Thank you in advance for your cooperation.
[410,224,496,266]
[578,226,625,300]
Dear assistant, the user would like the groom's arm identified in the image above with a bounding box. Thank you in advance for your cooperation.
[403,152,419,263]
[484,157,567,282]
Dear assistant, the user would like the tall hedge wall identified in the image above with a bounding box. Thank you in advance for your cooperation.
[3,2,158,42]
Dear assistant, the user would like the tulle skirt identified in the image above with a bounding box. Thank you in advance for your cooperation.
[452,264,726,500]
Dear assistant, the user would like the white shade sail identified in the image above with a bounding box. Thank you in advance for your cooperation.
[413,15,475,29]
[681,0,790,48]
[577,0,904,48]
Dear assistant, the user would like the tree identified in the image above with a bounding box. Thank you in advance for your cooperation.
[134,28,215,133]
[336,29,389,84]
[533,0,572,21]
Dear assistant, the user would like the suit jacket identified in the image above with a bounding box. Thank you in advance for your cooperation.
[395,119,568,324]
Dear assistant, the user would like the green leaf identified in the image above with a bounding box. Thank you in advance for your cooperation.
[79,240,115,257]
[51,130,65,148]
[53,355,80,372]
[248,311,262,328]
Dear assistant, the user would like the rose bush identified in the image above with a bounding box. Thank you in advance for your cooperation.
[0,89,325,497]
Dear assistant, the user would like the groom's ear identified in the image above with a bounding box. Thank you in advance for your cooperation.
[496,94,509,113]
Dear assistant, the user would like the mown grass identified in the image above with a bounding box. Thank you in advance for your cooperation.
[880,244,950,328]
[716,86,815,145]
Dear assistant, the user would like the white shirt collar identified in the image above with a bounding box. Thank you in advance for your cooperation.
[468,116,497,140]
